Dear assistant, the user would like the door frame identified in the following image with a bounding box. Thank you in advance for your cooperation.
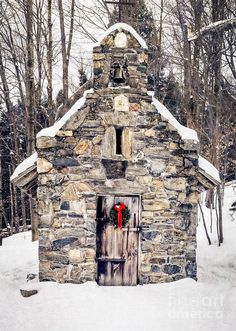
[95,193,142,285]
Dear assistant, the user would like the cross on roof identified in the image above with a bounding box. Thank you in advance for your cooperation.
[105,0,135,22]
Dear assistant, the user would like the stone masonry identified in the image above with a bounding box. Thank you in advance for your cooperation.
[37,25,199,284]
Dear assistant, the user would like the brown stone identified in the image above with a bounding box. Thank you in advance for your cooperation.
[92,135,103,145]
[75,182,92,193]
[138,176,152,185]
[74,140,90,155]
[91,145,101,156]
[56,130,73,137]
[178,192,186,203]
[69,249,84,263]
[37,158,53,174]
[164,178,187,191]
[169,142,178,150]
[150,257,166,264]
[152,179,164,190]
[143,199,170,211]
[129,103,141,112]
[84,249,96,261]
[70,265,82,279]
[187,192,199,204]
[102,126,116,158]
[102,35,114,47]
[145,129,156,137]
[138,52,148,63]
[93,53,106,60]
[37,137,58,149]
[61,183,78,201]
[122,128,132,159]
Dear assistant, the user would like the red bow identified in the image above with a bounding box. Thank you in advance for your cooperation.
[114,203,126,229]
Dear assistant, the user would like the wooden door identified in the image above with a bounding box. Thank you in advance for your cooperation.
[96,196,140,286]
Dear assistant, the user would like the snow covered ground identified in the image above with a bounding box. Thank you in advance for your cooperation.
[0,183,236,331]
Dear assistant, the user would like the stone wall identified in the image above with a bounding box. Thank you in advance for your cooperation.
[37,28,199,284]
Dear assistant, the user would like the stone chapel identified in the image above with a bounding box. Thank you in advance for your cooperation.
[11,23,220,285]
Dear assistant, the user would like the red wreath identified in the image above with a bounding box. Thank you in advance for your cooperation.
[109,203,130,229]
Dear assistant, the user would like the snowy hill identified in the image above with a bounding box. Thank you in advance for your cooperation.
[0,184,236,331]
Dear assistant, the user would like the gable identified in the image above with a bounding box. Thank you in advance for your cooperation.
[96,23,148,49]
[11,89,220,188]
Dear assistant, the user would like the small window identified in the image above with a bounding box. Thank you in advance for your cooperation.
[116,128,123,155]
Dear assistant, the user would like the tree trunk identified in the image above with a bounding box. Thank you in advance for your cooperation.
[47,0,54,124]
[176,0,192,123]
[58,0,75,111]
[21,191,27,231]
[199,203,212,245]
[30,197,39,242]
[58,0,69,107]
[217,185,223,244]
[9,166,14,235]
[25,0,36,155]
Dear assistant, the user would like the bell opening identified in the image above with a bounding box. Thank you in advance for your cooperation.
[110,62,128,87]
[114,67,125,84]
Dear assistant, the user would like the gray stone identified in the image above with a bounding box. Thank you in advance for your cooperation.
[163,264,181,275]
[20,289,38,298]
[52,237,78,250]
[142,230,160,241]
[174,218,190,231]
[53,158,79,169]
[151,265,161,273]
[185,262,197,279]
[177,203,193,213]
[102,159,127,179]
[61,201,70,211]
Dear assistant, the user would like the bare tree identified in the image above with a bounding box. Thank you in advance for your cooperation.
[57,0,75,112]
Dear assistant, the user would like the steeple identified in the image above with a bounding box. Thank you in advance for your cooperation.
[93,23,149,91]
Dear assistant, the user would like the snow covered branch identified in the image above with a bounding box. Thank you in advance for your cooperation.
[188,18,236,41]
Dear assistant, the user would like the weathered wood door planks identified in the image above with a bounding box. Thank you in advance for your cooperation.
[96,196,140,286]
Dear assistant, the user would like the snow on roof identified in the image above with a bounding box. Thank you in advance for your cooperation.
[37,89,94,138]
[10,152,38,181]
[148,92,220,183]
[96,23,148,49]
[199,155,221,184]
[148,91,199,142]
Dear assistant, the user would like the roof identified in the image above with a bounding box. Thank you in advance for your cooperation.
[37,89,93,138]
[10,152,37,195]
[96,22,148,49]
[198,155,221,185]
[149,92,220,185]
[10,152,37,182]
[149,92,199,142]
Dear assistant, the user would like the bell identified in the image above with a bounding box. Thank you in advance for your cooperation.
[114,67,125,83]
